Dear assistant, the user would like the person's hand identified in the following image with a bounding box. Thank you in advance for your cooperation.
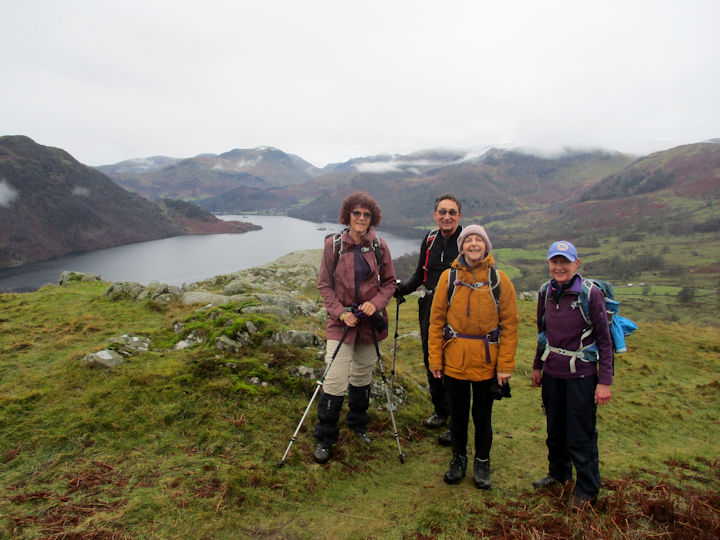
[595,384,612,405]
[357,301,376,317]
[531,369,542,387]
[430,369,442,379]
[497,372,512,386]
[342,312,358,327]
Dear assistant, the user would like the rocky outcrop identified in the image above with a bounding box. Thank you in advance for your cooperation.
[78,250,415,406]
[59,271,102,285]
[100,250,325,319]
[81,334,152,369]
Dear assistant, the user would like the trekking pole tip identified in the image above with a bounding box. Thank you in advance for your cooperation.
[277,460,285,469]
[399,455,405,464]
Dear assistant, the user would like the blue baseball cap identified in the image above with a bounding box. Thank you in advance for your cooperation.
[547,241,578,262]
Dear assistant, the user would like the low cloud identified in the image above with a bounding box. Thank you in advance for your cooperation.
[354,161,402,173]
[0,179,18,207]
[72,186,91,196]
[212,157,262,172]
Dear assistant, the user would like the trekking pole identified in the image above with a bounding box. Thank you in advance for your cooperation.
[278,325,350,468]
[390,293,404,404]
[371,325,405,464]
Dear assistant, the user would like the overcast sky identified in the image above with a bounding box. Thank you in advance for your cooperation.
[1,0,718,168]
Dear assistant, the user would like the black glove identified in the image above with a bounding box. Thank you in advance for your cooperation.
[490,379,511,400]
[369,311,388,332]
[393,281,406,303]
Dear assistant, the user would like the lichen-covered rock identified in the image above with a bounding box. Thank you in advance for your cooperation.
[180,292,231,306]
[267,330,323,347]
[104,281,148,300]
[59,271,102,286]
[81,349,125,369]
[215,335,242,353]
[107,334,151,356]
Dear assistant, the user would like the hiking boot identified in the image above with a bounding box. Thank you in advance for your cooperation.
[353,430,372,445]
[313,441,331,464]
[532,475,566,490]
[437,429,452,446]
[443,453,467,484]
[425,412,448,429]
[568,493,597,511]
[473,458,491,490]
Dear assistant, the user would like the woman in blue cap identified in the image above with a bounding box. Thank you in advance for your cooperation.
[531,240,613,509]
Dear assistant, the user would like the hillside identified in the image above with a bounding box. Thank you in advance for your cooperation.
[0,136,259,269]
[1,255,718,538]
[488,143,720,239]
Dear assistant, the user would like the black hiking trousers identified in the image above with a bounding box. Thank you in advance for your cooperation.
[419,293,451,418]
[444,376,494,459]
[541,373,601,498]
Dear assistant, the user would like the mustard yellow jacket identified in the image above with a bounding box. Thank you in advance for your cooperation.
[428,254,519,381]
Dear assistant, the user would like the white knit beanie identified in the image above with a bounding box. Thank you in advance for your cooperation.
[457,224,492,254]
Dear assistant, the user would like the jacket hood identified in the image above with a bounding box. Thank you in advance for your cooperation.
[548,273,583,295]
[341,226,377,247]
[452,252,496,272]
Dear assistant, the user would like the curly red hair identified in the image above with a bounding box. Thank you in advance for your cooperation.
[338,191,382,227]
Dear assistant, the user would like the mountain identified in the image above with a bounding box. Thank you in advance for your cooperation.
[100,146,321,201]
[287,148,635,227]
[0,136,258,269]
[97,155,182,175]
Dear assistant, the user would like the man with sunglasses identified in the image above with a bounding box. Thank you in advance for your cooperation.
[395,194,463,445]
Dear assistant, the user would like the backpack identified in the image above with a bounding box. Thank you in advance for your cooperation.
[446,266,501,309]
[328,229,383,287]
[538,278,637,373]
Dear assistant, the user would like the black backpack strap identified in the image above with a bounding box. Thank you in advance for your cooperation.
[489,266,501,308]
[446,268,458,305]
[372,236,383,275]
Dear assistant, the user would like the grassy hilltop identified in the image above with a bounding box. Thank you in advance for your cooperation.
[1,268,719,538]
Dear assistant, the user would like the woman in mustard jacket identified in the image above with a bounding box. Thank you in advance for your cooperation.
[428,224,519,488]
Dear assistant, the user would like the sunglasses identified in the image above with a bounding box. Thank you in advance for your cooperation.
[352,210,372,219]
[437,208,458,216]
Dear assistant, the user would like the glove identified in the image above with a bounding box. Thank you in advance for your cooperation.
[393,282,405,302]
[490,379,512,400]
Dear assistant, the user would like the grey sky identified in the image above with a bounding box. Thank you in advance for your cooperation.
[1,0,718,168]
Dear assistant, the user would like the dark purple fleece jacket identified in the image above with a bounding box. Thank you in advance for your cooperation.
[533,274,614,386]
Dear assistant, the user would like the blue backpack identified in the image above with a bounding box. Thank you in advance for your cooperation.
[538,278,637,373]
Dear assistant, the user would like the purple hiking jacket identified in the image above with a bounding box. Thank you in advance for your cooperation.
[532,274,614,386]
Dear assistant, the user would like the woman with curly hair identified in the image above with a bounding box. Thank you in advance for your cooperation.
[313,191,396,463]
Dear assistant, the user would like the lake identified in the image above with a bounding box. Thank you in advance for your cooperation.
[0,215,423,292]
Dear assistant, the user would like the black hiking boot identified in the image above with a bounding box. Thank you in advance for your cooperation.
[568,493,597,511]
[473,458,491,490]
[437,429,452,446]
[443,453,467,484]
[353,430,372,445]
[532,475,567,490]
[313,441,331,464]
[425,412,448,429]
